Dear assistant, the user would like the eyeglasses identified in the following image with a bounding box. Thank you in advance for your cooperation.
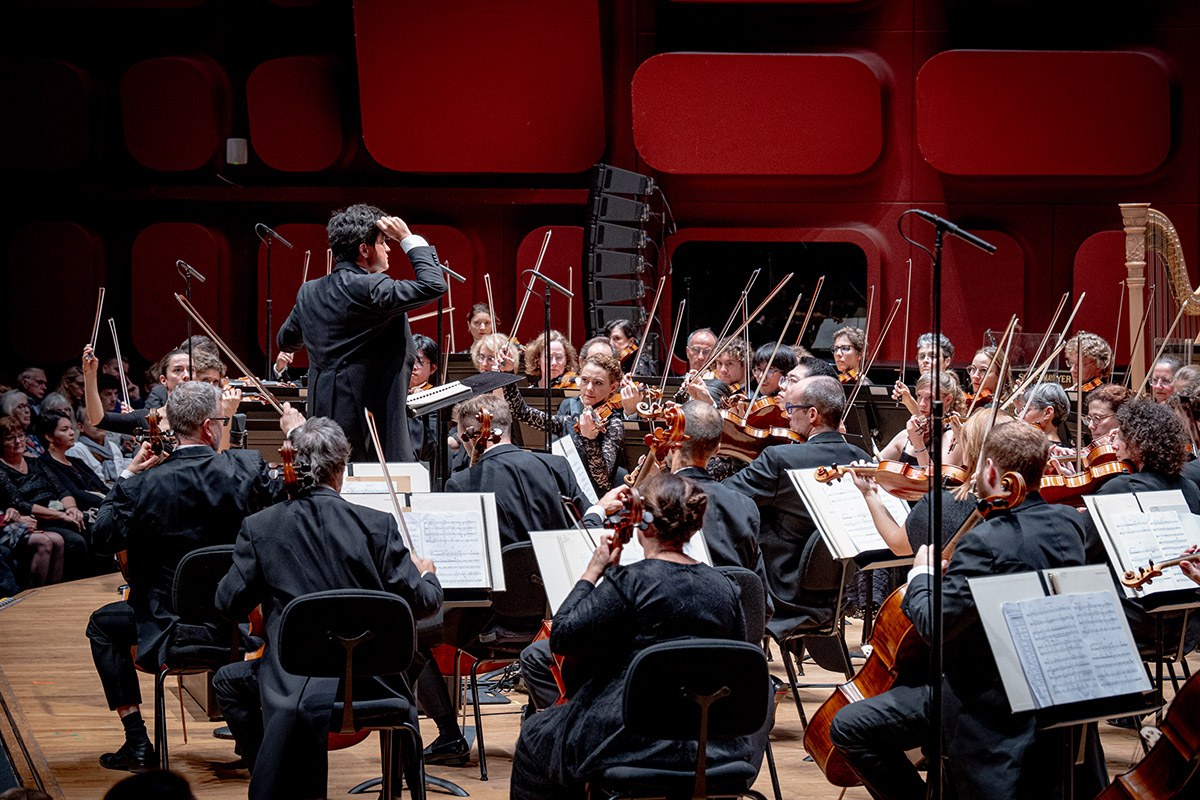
[1083,412,1114,426]
[1149,378,1174,387]
[752,367,781,379]
[3,434,24,443]
[686,346,713,356]
[832,345,857,354]
[966,365,991,376]
[207,417,231,426]
[784,403,814,414]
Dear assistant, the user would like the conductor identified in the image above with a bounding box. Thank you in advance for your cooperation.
[277,204,447,461]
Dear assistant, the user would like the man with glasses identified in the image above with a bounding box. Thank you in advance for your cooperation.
[683,328,717,377]
[17,367,48,415]
[85,382,297,771]
[751,343,798,398]
[724,375,870,641]
[277,204,447,461]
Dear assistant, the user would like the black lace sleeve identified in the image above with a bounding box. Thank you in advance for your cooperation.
[503,383,566,438]
[503,384,624,492]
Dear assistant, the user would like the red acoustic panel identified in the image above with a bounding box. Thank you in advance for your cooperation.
[632,53,883,175]
[353,0,605,173]
[247,57,344,172]
[917,51,1171,176]
[403,225,476,353]
[121,57,231,171]
[1073,231,1132,361]
[940,230,1025,357]
[511,227,586,350]
[131,224,231,364]
[6,60,94,171]
[6,222,105,363]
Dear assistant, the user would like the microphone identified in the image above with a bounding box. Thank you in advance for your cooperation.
[255,223,294,249]
[439,260,467,284]
[176,260,207,283]
[909,210,997,254]
[523,270,574,298]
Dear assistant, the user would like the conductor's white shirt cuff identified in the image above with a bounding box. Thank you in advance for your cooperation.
[399,234,429,253]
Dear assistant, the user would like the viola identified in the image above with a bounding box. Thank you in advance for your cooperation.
[135,409,177,457]
[1119,549,1200,590]
[624,405,689,488]
[1038,459,1132,507]
[605,486,647,546]
[716,408,803,462]
[804,472,1028,787]
[280,440,299,493]
[463,408,501,465]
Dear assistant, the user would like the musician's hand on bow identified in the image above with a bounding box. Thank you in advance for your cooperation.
[118,401,133,415]
[905,415,928,448]
[684,374,711,404]
[577,407,601,440]
[619,376,641,415]
[376,215,412,242]
[128,441,166,475]
[582,532,623,584]
[411,553,436,576]
[279,402,305,435]
[1181,545,1200,585]
[82,345,99,376]
[892,380,912,404]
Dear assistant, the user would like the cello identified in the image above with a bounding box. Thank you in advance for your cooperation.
[802,472,1028,786]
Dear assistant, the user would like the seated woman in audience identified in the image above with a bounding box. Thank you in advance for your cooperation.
[0,426,65,588]
[878,370,964,468]
[1149,356,1182,404]
[1,392,42,458]
[504,352,625,493]
[524,330,578,390]
[510,472,762,800]
[0,415,88,578]
[35,411,108,516]
[55,367,86,411]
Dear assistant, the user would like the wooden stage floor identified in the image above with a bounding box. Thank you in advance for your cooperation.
[0,575,1191,799]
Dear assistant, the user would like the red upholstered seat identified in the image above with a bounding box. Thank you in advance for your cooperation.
[6,222,105,363]
[131,223,231,364]
[121,57,231,172]
[5,60,95,171]
[247,57,345,172]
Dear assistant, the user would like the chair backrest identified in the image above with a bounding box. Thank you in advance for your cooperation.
[797,534,843,594]
[172,545,234,623]
[716,566,766,645]
[623,638,770,740]
[278,589,416,679]
[490,542,547,618]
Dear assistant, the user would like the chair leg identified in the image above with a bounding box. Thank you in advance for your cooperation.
[399,725,427,800]
[764,737,783,800]
[778,643,807,730]
[379,731,395,800]
[155,668,169,770]
[470,659,488,781]
[1167,661,1181,694]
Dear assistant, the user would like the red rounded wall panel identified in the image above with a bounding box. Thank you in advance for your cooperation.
[132,223,230,363]
[121,57,231,171]
[353,0,605,173]
[7,222,105,363]
[632,53,883,176]
[940,231,1025,356]
[1073,231,1131,359]
[7,60,95,171]
[917,51,1170,177]
[248,57,343,172]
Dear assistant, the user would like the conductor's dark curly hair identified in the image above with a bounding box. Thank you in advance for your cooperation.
[328,204,386,264]
[1116,398,1189,476]
[641,472,707,546]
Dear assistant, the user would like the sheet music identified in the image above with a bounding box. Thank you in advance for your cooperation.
[403,511,488,588]
[552,435,599,505]
[410,492,505,592]
[345,461,430,493]
[1110,510,1197,594]
[1003,591,1149,708]
[789,469,910,559]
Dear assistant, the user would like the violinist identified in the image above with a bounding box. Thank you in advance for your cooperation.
[557,337,616,418]
[830,422,1098,800]
[522,330,578,390]
[713,341,749,395]
[464,301,494,352]
[1017,382,1070,445]
[407,334,440,463]
[751,342,798,398]
[605,318,657,378]
[832,326,869,385]
[1083,383,1131,451]
[684,328,718,377]
[964,345,1006,409]
[877,371,964,470]
[724,375,871,639]
[1063,331,1112,393]
[470,332,519,374]
[915,331,954,374]
[83,345,188,435]
[503,352,625,493]
[1170,387,1200,492]
[1094,398,1200,512]
[510,472,766,800]
[1149,355,1182,404]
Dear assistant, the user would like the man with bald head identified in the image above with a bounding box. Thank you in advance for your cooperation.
[724,375,870,641]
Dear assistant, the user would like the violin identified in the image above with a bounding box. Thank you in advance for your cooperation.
[625,405,689,488]
[550,371,578,390]
[804,470,1027,787]
[1038,459,1132,507]
[617,342,638,366]
[716,407,804,463]
[1119,550,1200,590]
[574,393,622,434]
[838,369,860,385]
[814,461,934,502]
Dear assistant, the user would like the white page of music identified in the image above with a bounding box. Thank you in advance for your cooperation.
[552,435,600,505]
[409,492,506,591]
[790,468,910,559]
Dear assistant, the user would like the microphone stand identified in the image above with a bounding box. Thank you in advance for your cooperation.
[182,267,194,370]
[523,271,574,452]
[264,235,274,379]
[432,260,465,491]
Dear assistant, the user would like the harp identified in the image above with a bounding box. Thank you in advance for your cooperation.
[1120,203,1197,387]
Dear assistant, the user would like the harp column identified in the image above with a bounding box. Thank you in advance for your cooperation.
[1120,203,1150,387]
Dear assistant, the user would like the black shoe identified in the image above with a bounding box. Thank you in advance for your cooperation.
[99,738,156,771]
[212,725,234,740]
[423,733,470,766]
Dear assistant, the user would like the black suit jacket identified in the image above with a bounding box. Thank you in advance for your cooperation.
[903,493,1088,798]
[92,446,284,669]
[277,249,446,462]
[444,443,587,546]
[723,430,870,633]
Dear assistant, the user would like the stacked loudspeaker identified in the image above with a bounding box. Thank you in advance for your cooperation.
[583,164,673,362]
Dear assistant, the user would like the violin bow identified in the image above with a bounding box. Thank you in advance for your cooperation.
[1075,335,1085,474]
[299,250,311,292]
[1001,293,1085,410]
[899,260,912,380]
[1023,292,1069,383]
[1124,284,1156,389]
[741,293,752,390]
[965,315,1017,418]
[841,298,902,425]
[325,248,332,276]
[862,284,876,367]
[447,273,456,352]
[567,266,574,344]
[90,287,106,350]
[629,276,666,377]
[694,273,791,379]
[747,291,805,406]
[694,270,764,379]
[364,408,416,552]
[107,318,131,409]
[508,229,553,341]
[1111,280,1126,380]
[1135,283,1200,398]
[658,299,687,398]
[174,293,286,416]
[794,275,825,348]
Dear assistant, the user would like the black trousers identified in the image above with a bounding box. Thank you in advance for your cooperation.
[829,684,930,800]
[213,659,262,771]
[86,600,141,710]
[519,639,562,711]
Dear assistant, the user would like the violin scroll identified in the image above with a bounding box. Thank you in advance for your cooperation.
[977,471,1027,517]
[605,486,648,545]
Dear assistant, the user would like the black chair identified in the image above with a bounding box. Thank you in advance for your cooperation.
[278,589,424,800]
[456,541,547,780]
[587,638,772,800]
[717,567,782,800]
[153,544,239,770]
[766,535,855,728]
